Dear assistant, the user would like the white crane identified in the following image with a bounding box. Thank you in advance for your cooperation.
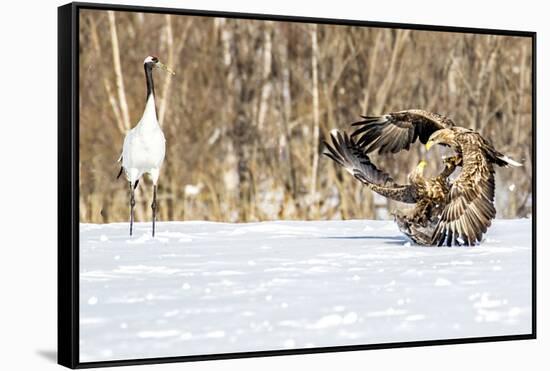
[117,55,174,237]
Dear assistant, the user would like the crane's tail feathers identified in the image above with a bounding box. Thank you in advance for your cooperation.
[497,155,522,167]
[116,166,124,180]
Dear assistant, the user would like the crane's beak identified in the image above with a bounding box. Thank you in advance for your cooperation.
[425,141,434,151]
[156,62,175,75]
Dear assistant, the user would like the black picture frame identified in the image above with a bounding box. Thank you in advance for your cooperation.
[58,2,537,368]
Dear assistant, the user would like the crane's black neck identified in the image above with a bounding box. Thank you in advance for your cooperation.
[144,64,155,99]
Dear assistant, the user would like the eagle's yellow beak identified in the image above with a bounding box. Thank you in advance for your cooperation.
[425,141,434,151]
[417,160,427,170]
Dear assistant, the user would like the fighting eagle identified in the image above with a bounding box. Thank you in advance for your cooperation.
[349,109,521,246]
[324,130,459,245]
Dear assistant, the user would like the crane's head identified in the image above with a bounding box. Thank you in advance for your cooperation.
[143,55,175,75]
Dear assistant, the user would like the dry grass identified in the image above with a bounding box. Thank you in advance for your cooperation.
[79,10,533,223]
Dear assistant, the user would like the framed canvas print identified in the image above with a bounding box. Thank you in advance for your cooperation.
[58,2,536,368]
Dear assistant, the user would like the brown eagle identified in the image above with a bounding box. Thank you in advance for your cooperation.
[350,109,521,246]
[324,130,459,245]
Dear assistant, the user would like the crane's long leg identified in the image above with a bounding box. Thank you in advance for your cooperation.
[151,185,158,237]
[129,181,136,236]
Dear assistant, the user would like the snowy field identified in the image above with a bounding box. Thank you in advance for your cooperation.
[79,219,532,362]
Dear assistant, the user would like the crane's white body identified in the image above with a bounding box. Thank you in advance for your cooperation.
[121,94,166,185]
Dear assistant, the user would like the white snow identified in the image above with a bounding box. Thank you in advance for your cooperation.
[79,219,532,362]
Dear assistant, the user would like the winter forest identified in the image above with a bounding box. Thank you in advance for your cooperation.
[78,9,533,224]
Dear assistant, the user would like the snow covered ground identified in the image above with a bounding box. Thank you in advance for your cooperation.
[79,219,532,362]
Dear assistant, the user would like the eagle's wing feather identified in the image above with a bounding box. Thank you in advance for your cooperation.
[351,109,454,154]
[323,130,418,204]
[432,142,496,246]
[324,130,394,186]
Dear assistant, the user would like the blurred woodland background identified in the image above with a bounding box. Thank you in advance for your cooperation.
[79,10,533,224]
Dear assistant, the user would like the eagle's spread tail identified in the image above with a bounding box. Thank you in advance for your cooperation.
[480,136,522,168]
[496,154,522,167]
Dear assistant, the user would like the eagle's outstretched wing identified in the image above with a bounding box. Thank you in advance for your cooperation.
[324,130,395,186]
[351,109,455,154]
[323,130,418,204]
[432,142,496,246]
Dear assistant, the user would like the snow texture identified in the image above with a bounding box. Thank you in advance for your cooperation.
[80,219,532,362]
